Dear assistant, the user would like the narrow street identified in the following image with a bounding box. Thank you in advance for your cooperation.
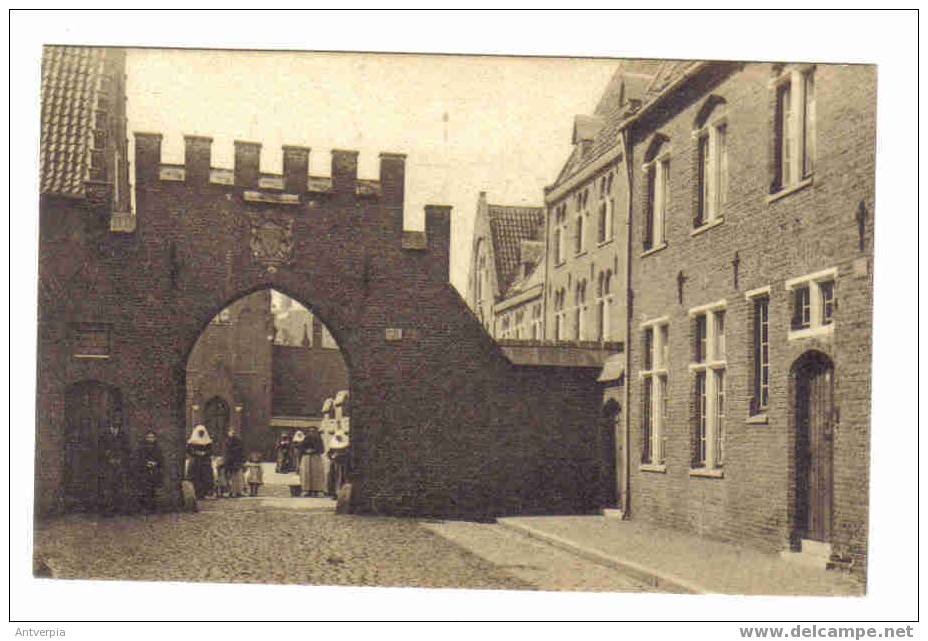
[33,482,655,593]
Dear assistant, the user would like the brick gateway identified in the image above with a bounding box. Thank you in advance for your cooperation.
[37,133,612,518]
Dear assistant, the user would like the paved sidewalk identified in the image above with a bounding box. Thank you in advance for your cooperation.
[498,515,864,596]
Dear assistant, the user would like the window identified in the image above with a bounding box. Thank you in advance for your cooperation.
[773,66,815,191]
[786,268,836,338]
[750,293,770,414]
[574,189,588,255]
[689,302,726,471]
[553,204,568,265]
[596,270,613,341]
[644,156,669,250]
[694,108,728,226]
[574,279,587,340]
[792,286,811,330]
[514,310,524,339]
[500,314,511,339]
[554,289,566,340]
[531,303,543,339]
[597,173,615,244]
[640,319,669,466]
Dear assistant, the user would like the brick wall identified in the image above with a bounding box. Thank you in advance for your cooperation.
[36,136,608,519]
[271,344,349,417]
[625,63,875,578]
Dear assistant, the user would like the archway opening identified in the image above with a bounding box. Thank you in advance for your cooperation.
[184,288,352,503]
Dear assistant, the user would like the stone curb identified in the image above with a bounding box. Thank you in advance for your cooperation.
[497,518,707,594]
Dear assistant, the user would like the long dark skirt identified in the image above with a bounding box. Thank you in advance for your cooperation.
[187,456,213,499]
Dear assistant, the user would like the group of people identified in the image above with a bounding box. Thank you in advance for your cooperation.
[274,428,351,498]
[185,426,264,500]
[94,424,165,516]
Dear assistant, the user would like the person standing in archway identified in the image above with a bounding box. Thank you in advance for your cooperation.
[275,432,292,473]
[185,425,214,500]
[326,431,351,496]
[301,427,327,497]
[98,419,131,516]
[224,428,245,498]
[136,430,164,513]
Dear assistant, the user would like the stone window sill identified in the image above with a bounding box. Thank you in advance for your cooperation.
[597,238,615,248]
[574,250,588,258]
[745,413,769,425]
[639,463,667,474]
[690,217,724,237]
[73,354,110,360]
[640,242,668,258]
[788,323,834,342]
[767,176,814,204]
[689,467,724,479]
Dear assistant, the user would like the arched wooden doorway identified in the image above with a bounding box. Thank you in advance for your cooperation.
[203,396,231,441]
[792,351,835,545]
[63,381,124,511]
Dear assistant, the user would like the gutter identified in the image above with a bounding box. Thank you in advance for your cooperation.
[620,126,634,520]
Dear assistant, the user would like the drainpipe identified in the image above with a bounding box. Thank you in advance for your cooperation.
[619,128,634,519]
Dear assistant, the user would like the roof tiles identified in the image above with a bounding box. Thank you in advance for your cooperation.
[487,204,545,296]
[40,46,107,198]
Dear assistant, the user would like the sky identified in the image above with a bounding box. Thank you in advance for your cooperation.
[125,48,618,295]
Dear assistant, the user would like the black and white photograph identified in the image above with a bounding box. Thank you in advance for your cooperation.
[8,8,919,631]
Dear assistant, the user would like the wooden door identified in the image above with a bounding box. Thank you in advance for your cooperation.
[63,381,123,511]
[204,396,230,440]
[795,355,834,542]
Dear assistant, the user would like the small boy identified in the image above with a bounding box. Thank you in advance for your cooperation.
[244,452,264,497]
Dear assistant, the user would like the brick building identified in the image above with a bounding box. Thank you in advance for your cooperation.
[36,46,615,519]
[622,61,875,578]
[466,191,545,339]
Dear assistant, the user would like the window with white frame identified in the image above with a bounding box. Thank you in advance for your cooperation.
[553,204,567,265]
[643,154,670,251]
[531,303,543,339]
[574,279,587,340]
[748,290,770,414]
[694,103,728,227]
[641,319,669,466]
[773,65,815,192]
[787,268,836,337]
[689,302,726,471]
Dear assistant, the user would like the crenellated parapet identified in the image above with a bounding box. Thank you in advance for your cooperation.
[132,132,454,280]
[133,132,406,201]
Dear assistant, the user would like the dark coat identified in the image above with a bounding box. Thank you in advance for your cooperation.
[186,442,213,499]
[223,435,245,472]
[275,437,292,473]
[137,442,165,487]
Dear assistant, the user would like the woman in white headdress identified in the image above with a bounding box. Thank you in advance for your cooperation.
[326,431,350,496]
[186,425,214,500]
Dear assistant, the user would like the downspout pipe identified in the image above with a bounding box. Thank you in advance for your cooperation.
[619,127,634,519]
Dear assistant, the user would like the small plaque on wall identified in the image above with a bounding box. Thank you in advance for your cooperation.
[72,323,111,358]
[385,328,403,341]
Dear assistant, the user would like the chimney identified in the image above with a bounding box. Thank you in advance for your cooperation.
[331,149,358,197]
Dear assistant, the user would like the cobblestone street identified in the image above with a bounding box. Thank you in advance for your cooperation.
[33,484,654,593]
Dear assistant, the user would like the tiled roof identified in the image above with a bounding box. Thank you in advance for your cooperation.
[40,46,108,198]
[551,59,708,191]
[487,204,545,296]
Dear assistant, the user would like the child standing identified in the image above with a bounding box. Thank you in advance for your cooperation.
[244,451,264,497]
